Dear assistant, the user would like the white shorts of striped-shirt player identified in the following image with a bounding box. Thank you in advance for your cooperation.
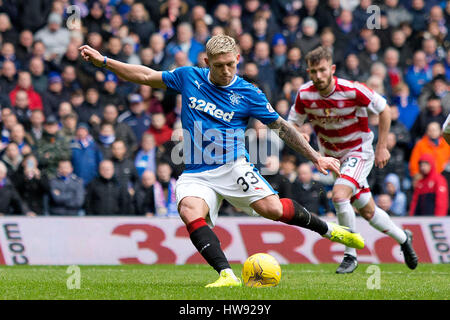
[334,152,375,209]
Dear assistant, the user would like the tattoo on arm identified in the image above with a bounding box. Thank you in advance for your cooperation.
[267,117,319,163]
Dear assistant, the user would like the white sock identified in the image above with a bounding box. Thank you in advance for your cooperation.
[369,206,407,244]
[333,199,357,257]
[323,222,332,238]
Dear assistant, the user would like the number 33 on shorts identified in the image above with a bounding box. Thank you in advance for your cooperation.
[236,171,261,192]
[340,155,369,182]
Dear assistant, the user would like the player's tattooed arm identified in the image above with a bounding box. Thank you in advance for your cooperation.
[267,117,320,162]
[267,117,341,176]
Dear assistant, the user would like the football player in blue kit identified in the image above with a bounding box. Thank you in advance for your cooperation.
[79,35,364,287]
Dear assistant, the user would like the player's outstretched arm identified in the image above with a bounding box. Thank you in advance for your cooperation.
[267,117,341,176]
[78,45,166,89]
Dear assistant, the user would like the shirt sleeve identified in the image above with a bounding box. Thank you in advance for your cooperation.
[247,88,280,125]
[354,81,386,114]
[288,91,307,126]
[368,91,387,114]
[161,66,191,92]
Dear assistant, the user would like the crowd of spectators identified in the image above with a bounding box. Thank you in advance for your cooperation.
[0,0,448,217]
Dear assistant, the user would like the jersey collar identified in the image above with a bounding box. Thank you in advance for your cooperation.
[207,70,238,88]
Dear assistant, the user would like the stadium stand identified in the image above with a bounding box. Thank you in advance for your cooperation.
[0,0,448,217]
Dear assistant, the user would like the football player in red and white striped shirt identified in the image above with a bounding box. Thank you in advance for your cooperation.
[289,47,418,273]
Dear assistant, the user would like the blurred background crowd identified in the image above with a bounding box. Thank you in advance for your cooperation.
[0,0,448,217]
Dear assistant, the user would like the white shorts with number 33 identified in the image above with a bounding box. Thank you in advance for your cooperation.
[176,157,277,227]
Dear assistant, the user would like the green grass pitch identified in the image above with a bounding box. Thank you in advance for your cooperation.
[0,264,448,300]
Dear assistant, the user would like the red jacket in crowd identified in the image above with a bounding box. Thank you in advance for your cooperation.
[9,85,43,111]
[409,154,449,216]
[147,124,173,147]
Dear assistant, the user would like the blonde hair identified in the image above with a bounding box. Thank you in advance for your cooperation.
[206,34,238,57]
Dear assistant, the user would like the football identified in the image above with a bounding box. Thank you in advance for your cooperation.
[242,253,282,287]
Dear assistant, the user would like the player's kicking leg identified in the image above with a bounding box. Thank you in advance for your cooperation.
[177,160,363,287]
[178,196,241,288]
[250,195,365,250]
[179,194,363,288]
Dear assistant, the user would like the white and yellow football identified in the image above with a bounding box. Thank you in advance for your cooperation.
[242,253,281,288]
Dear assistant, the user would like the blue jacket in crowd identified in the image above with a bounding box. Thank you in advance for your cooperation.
[71,138,103,186]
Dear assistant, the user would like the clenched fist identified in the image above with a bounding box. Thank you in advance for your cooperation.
[79,45,104,67]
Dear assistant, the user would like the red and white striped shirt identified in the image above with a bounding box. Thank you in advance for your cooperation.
[288,77,387,160]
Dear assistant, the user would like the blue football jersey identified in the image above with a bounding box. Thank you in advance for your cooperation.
[162,66,280,173]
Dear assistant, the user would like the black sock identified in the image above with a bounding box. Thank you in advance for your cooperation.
[280,198,329,235]
[190,225,230,273]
